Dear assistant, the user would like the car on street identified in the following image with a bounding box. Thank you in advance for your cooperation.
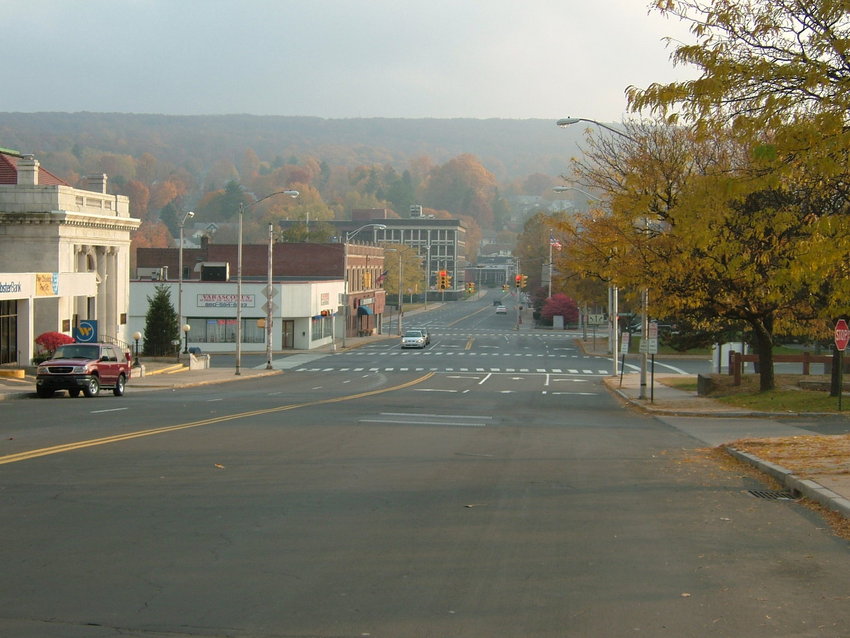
[495,305,507,314]
[36,342,132,398]
[401,329,428,349]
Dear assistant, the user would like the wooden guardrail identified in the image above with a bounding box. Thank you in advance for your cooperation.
[728,351,835,386]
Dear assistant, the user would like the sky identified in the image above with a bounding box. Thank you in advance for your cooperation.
[1,0,698,122]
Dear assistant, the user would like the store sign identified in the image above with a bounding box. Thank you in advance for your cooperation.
[35,272,59,296]
[197,293,255,308]
[0,279,24,298]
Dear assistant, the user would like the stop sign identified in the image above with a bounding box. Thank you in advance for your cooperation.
[836,319,850,351]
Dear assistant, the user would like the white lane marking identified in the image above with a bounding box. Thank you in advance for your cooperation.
[380,412,493,420]
[360,419,486,427]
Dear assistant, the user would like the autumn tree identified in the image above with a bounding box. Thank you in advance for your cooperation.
[629,0,850,134]
[379,243,425,305]
[196,180,251,222]
[422,154,500,229]
[129,220,173,270]
[566,119,850,392]
[540,293,580,326]
[620,0,850,390]
[514,211,574,299]
[122,179,150,220]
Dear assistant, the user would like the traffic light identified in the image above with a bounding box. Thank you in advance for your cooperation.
[521,275,528,289]
[502,283,509,291]
[437,270,448,290]
[515,274,522,288]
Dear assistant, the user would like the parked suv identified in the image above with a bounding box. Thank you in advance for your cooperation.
[36,342,132,398]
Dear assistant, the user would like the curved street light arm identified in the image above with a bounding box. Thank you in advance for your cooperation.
[553,186,600,201]
[556,117,633,141]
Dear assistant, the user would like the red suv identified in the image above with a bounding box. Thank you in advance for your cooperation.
[36,342,132,398]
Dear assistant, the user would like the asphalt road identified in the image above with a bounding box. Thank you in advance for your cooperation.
[2,292,850,637]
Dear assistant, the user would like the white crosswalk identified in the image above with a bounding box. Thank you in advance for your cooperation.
[293,366,610,375]
[345,350,587,358]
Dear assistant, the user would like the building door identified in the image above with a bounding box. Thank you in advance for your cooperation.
[281,320,295,349]
[0,300,16,365]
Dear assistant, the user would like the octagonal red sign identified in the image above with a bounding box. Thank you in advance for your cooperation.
[835,319,850,351]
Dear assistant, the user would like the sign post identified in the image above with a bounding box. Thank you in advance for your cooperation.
[618,332,630,388]
[835,319,850,411]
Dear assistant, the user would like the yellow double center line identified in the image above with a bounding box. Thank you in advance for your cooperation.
[0,372,434,466]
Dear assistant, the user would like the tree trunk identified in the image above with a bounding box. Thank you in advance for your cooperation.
[750,318,775,392]
[831,348,842,397]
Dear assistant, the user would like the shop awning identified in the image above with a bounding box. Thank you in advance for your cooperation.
[357,305,373,316]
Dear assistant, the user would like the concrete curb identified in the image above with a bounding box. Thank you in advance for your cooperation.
[131,369,282,390]
[725,446,850,519]
[604,378,841,419]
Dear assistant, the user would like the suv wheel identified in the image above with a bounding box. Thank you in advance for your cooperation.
[83,376,100,398]
[68,389,81,398]
[113,374,126,397]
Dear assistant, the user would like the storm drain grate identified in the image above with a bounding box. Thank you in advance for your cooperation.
[746,489,797,500]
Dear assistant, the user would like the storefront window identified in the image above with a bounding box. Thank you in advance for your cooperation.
[310,316,332,341]
[186,317,263,343]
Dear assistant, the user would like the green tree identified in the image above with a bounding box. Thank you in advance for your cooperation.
[159,201,179,238]
[143,284,179,356]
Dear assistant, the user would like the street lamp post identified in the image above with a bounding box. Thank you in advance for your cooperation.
[558,117,640,390]
[386,248,403,335]
[342,224,387,349]
[424,242,431,310]
[182,324,191,354]
[177,210,194,355]
[265,222,275,370]
[132,331,142,368]
[236,190,299,375]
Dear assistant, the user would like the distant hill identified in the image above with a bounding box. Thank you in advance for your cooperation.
[0,112,586,182]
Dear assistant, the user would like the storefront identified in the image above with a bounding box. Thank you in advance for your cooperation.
[129,279,346,353]
[0,272,98,366]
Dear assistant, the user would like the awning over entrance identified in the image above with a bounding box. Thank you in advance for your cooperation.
[357,305,373,316]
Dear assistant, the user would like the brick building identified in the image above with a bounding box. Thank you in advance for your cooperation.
[134,240,386,351]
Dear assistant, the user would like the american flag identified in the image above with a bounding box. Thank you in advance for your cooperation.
[376,270,389,285]
[549,233,562,251]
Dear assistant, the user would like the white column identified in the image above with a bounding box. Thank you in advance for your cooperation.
[17,298,35,365]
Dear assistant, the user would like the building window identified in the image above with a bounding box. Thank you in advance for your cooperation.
[187,317,264,343]
[311,315,332,341]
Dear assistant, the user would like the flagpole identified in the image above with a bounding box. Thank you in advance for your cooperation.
[548,233,553,299]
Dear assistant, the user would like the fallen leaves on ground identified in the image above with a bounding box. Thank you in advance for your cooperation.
[730,434,850,476]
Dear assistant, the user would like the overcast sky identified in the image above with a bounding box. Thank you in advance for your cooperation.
[1,0,697,122]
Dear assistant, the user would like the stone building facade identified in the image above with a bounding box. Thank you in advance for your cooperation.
[0,151,139,365]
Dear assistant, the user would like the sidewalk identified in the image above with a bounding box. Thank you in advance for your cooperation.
[608,373,850,525]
